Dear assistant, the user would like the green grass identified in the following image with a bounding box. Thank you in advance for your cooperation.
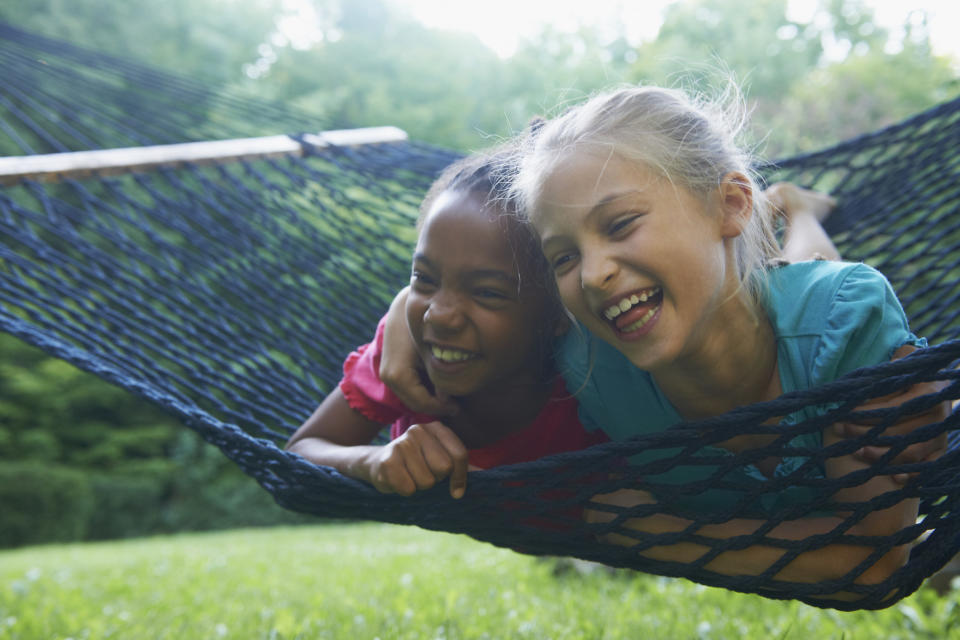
[0,523,958,639]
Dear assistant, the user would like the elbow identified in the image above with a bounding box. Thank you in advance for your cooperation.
[800,544,912,608]
[854,542,911,588]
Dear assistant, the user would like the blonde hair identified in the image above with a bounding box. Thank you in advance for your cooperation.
[512,84,780,309]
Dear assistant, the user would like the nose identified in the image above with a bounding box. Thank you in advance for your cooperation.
[423,290,466,333]
[579,243,619,291]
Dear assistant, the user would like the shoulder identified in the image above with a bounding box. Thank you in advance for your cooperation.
[767,261,924,387]
[766,261,903,336]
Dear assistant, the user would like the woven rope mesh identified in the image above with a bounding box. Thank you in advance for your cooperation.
[1,22,959,609]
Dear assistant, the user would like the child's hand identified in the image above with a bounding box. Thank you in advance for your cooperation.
[364,421,469,498]
[379,286,459,416]
[832,380,949,484]
[831,345,949,484]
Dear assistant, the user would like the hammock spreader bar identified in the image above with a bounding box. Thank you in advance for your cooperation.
[1,21,959,609]
[0,126,408,185]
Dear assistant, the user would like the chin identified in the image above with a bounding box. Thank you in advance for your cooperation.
[426,374,475,399]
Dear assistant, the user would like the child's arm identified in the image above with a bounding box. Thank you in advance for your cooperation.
[586,351,936,604]
[585,484,911,604]
[285,389,470,498]
[832,347,949,482]
[378,286,459,416]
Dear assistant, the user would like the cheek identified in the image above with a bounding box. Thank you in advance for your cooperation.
[554,274,584,314]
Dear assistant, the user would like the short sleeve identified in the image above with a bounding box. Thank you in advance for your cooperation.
[811,263,926,385]
[338,316,412,426]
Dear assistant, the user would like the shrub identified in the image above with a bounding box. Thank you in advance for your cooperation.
[16,430,61,461]
[0,462,93,548]
[85,464,171,540]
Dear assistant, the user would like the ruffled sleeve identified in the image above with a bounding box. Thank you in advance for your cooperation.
[338,316,423,427]
[810,263,925,386]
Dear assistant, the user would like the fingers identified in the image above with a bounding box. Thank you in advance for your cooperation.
[832,408,949,482]
[372,422,469,498]
[832,374,951,472]
[417,422,469,499]
[851,430,948,465]
[390,374,459,416]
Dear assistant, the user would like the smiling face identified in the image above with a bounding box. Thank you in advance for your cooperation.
[532,150,749,374]
[405,189,553,398]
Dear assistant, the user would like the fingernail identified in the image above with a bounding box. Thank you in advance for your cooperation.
[452,487,465,499]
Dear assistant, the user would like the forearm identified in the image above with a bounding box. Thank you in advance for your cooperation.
[648,511,906,583]
[286,436,380,484]
[593,489,916,597]
[284,387,386,483]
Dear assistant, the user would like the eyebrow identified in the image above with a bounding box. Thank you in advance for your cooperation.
[412,254,518,285]
[468,269,518,285]
[591,189,644,212]
[540,189,646,249]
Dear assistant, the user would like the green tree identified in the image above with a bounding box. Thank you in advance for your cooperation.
[243,1,510,148]
[627,0,823,98]
[0,0,281,86]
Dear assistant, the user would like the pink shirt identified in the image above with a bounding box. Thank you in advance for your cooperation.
[338,318,607,469]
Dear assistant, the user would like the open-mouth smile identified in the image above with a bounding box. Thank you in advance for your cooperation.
[429,344,478,364]
[601,286,663,334]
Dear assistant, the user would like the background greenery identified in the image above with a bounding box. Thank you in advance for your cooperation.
[0,0,958,548]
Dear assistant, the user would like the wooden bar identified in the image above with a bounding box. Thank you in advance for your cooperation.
[0,126,408,186]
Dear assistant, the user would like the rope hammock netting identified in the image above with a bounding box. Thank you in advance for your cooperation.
[1,22,959,610]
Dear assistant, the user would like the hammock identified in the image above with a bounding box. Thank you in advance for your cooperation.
[1,22,959,610]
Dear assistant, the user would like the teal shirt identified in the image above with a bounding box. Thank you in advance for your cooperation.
[557,261,925,515]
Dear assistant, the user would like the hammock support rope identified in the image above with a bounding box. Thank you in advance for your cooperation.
[1,22,959,609]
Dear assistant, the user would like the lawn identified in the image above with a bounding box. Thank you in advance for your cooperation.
[0,523,958,639]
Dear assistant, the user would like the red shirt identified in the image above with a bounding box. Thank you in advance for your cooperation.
[338,318,607,469]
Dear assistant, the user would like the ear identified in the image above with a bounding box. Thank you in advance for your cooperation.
[717,172,753,238]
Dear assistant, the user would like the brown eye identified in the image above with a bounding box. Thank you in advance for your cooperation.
[411,270,436,289]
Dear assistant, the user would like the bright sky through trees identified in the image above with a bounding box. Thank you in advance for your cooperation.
[396,0,959,60]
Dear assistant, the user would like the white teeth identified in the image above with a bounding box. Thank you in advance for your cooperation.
[431,345,473,362]
[602,288,660,320]
[622,306,658,332]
